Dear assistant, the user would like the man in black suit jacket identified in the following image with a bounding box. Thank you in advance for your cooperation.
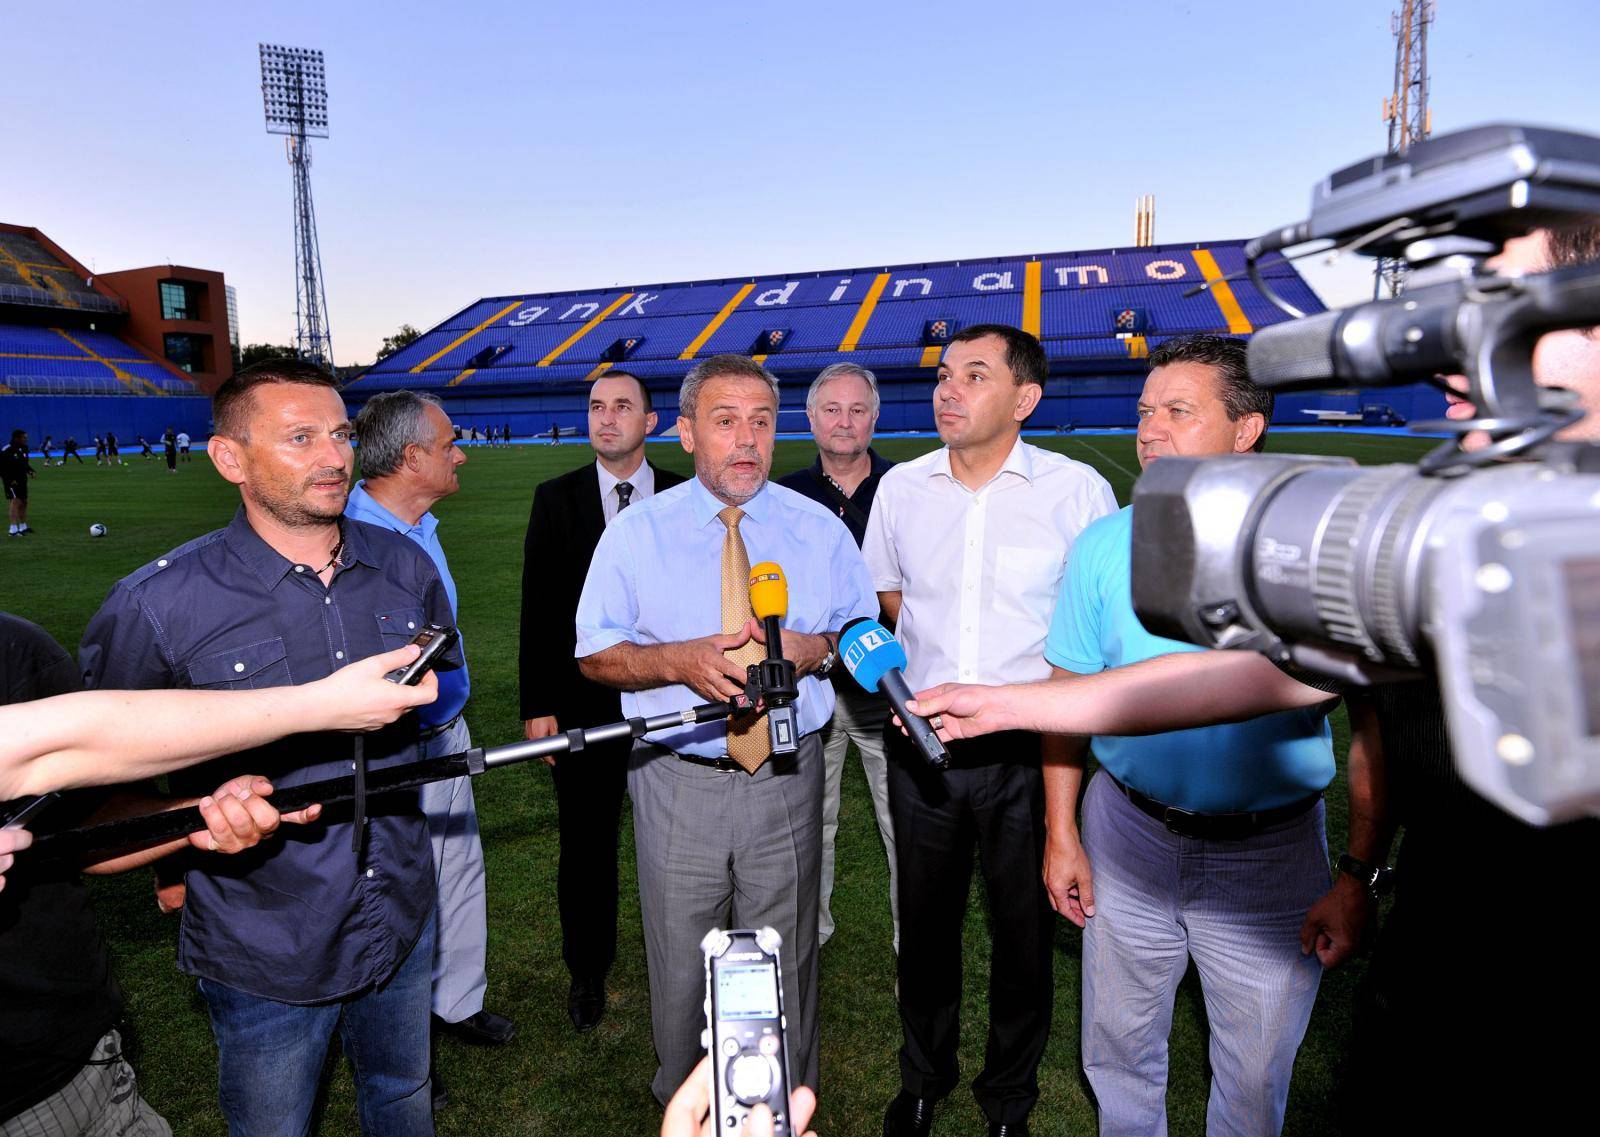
[519,369,686,1032]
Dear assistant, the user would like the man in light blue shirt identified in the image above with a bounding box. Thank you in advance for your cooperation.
[576,354,876,1105]
[1043,336,1334,1137]
[349,392,516,1111]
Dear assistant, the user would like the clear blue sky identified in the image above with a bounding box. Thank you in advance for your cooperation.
[5,1,1595,362]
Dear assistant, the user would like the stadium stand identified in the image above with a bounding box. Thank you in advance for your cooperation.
[0,224,218,444]
[361,241,1320,397]
[355,240,1445,433]
[0,325,197,395]
[0,229,123,313]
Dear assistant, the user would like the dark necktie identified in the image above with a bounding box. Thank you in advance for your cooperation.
[616,481,634,512]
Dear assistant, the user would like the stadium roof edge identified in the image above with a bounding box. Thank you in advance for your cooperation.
[462,238,1262,306]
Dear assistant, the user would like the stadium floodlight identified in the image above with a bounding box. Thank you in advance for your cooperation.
[259,44,329,138]
[259,43,335,370]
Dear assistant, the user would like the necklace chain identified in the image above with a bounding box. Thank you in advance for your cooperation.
[315,540,344,575]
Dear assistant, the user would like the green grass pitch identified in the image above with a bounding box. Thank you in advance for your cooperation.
[2,430,1437,1136]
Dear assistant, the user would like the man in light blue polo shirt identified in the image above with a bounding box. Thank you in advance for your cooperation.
[349,391,516,1111]
[1043,335,1334,1137]
[576,354,876,1106]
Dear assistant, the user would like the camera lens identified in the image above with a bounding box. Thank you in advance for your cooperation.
[1248,464,1450,667]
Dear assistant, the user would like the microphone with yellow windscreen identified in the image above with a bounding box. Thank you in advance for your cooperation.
[748,562,788,622]
[746,561,800,754]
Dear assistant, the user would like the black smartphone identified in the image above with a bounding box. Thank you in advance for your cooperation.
[2,792,60,830]
[384,624,456,686]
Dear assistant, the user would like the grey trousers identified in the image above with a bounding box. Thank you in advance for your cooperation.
[1080,770,1328,1137]
[630,734,824,1105]
[419,716,489,1024]
[1,1030,170,1137]
[818,685,898,949]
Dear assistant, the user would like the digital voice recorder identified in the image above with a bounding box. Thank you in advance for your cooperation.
[700,926,793,1135]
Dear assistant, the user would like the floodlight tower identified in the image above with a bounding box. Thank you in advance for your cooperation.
[1376,0,1436,297]
[259,44,335,370]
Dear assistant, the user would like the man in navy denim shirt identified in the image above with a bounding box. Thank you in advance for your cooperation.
[79,360,458,1137]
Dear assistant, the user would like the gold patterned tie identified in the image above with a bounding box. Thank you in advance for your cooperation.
[719,506,771,772]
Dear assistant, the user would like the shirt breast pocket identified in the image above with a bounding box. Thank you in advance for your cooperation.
[996,545,1065,618]
[375,607,428,647]
[188,637,292,691]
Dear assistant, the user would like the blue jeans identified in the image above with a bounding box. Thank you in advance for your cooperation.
[198,917,436,1137]
[1080,770,1327,1137]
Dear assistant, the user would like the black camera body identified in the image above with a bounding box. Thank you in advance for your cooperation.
[1132,123,1600,825]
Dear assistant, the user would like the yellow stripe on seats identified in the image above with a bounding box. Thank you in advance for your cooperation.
[751,354,767,366]
[919,345,943,368]
[539,293,634,367]
[1125,335,1149,360]
[446,368,477,388]
[1022,261,1042,338]
[410,300,524,374]
[586,362,615,381]
[838,273,891,352]
[50,328,155,393]
[681,283,756,361]
[1191,249,1252,335]
[0,244,39,289]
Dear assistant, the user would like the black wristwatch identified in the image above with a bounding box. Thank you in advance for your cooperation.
[1336,853,1395,903]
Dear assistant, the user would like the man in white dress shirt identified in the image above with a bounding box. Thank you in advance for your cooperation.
[864,324,1117,1137]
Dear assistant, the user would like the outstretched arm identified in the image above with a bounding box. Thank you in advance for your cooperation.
[910,649,1335,741]
[0,644,436,801]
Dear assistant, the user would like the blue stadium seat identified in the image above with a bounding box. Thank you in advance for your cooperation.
[357,240,1326,401]
[0,322,200,396]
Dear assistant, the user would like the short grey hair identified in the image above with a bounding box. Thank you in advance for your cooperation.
[678,354,780,421]
[806,362,880,417]
[355,391,445,478]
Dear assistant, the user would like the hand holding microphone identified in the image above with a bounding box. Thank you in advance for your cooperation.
[837,618,950,769]
[903,682,1021,743]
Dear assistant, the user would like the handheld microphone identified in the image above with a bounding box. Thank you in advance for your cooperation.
[749,562,786,663]
[748,562,799,755]
[838,617,949,770]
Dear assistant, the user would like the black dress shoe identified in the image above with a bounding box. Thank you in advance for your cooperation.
[883,1091,936,1136]
[987,1122,1029,1137]
[434,1009,517,1046]
[568,976,606,1032]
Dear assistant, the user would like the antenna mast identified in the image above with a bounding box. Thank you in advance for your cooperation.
[1377,1,1435,297]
